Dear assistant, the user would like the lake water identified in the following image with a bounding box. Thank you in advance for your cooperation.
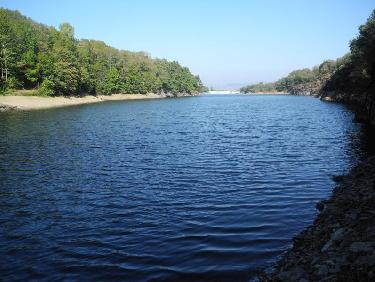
[0,94,367,281]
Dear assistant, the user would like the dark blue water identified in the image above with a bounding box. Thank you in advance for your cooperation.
[0,95,365,281]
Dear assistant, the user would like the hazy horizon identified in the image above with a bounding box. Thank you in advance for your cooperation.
[1,0,374,88]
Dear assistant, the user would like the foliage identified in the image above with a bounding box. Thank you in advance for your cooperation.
[241,59,345,94]
[323,10,375,96]
[39,78,54,96]
[0,9,204,96]
[240,82,277,93]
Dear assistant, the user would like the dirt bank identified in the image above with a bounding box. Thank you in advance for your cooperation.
[0,93,167,111]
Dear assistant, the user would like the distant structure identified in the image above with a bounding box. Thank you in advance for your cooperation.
[207,90,241,94]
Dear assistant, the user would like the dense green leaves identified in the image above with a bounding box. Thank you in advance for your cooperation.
[321,10,375,99]
[0,9,204,96]
[350,10,375,81]
[241,57,349,94]
[240,82,277,93]
[241,66,326,94]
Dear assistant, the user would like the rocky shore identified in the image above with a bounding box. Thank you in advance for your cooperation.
[264,156,375,281]
[320,91,375,127]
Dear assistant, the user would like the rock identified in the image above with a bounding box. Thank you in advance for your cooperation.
[0,104,16,112]
[350,242,373,253]
[266,156,375,281]
[321,239,333,252]
[311,257,320,265]
[328,263,341,274]
[331,228,347,242]
[334,255,349,266]
[316,264,329,276]
[322,96,333,102]
[346,212,358,221]
[355,254,375,266]
[316,201,325,211]
[366,226,375,236]
[332,175,344,183]
[277,266,307,281]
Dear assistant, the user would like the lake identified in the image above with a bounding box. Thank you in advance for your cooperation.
[0,94,367,281]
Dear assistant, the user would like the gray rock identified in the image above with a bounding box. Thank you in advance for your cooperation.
[346,212,358,221]
[331,228,346,242]
[366,226,375,236]
[316,264,329,276]
[0,104,16,112]
[277,266,307,281]
[350,242,373,253]
[316,201,325,211]
[334,255,349,266]
[328,263,341,274]
[311,257,320,265]
[321,239,333,252]
[355,254,375,266]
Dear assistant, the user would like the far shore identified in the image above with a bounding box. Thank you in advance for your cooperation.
[0,93,169,112]
[244,91,288,95]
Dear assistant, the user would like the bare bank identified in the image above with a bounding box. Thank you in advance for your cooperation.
[0,93,195,112]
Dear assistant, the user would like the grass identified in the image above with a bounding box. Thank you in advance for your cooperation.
[3,89,41,96]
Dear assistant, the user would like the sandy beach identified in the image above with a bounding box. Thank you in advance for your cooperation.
[0,93,163,111]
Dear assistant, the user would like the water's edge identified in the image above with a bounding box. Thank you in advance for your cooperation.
[263,95,375,281]
[0,92,197,112]
[264,156,375,281]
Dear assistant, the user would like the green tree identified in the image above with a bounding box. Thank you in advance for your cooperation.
[350,10,375,90]
[98,66,122,94]
[0,8,205,96]
[50,23,80,95]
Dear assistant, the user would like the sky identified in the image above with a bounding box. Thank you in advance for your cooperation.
[1,0,374,89]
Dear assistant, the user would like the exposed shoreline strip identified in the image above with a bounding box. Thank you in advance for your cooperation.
[0,93,178,112]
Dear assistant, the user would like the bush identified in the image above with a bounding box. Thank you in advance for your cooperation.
[39,78,55,96]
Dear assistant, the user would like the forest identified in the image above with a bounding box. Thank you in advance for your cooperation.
[0,9,205,96]
[241,8,375,104]
[240,57,351,95]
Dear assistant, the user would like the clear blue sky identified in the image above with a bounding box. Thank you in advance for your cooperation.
[1,0,374,89]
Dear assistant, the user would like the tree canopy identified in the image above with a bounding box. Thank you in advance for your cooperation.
[0,9,204,96]
[240,82,278,93]
[240,62,342,95]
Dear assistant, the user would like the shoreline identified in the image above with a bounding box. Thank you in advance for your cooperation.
[243,91,288,95]
[264,156,375,281]
[0,93,189,112]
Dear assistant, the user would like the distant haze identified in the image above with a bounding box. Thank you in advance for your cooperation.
[1,0,374,88]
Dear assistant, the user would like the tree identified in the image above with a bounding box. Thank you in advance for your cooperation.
[98,66,122,94]
[50,23,80,95]
[22,49,40,87]
[350,10,375,90]
[0,8,205,96]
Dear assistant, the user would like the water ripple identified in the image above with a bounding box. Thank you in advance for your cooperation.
[0,95,364,281]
